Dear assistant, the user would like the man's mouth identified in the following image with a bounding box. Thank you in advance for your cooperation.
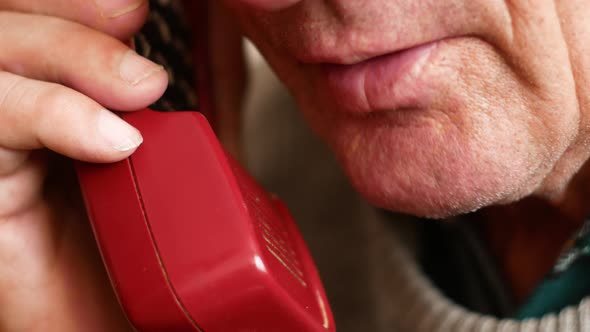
[310,40,441,115]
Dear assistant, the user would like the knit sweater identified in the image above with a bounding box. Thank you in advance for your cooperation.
[367,210,590,331]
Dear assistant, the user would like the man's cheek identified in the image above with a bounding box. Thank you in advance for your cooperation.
[312,39,576,217]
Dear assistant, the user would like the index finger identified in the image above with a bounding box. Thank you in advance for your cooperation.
[0,0,149,40]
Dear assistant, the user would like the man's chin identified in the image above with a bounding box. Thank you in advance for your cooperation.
[325,123,544,219]
[354,183,494,219]
[345,167,524,219]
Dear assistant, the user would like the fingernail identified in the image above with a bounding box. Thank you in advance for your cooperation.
[97,109,143,152]
[119,50,164,86]
[94,0,147,19]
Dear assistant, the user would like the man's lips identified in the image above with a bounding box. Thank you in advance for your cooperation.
[313,41,440,115]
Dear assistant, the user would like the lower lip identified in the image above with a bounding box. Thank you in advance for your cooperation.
[318,42,439,114]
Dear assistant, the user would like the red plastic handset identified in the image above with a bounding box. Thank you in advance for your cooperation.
[76,109,335,332]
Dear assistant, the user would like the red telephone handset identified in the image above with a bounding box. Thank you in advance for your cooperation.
[75,109,335,331]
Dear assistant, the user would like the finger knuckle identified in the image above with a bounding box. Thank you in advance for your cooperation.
[36,83,68,112]
[0,74,28,117]
[0,148,29,177]
[0,161,44,220]
[33,84,78,128]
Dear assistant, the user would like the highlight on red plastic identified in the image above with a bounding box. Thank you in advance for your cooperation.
[76,109,335,332]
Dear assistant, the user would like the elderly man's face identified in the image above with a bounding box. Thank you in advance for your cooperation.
[224,1,590,218]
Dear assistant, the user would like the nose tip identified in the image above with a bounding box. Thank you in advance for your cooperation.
[236,0,301,10]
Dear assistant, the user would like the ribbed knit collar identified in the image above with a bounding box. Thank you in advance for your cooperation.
[367,210,590,331]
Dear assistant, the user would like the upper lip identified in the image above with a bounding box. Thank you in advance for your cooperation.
[295,38,439,66]
[292,32,447,66]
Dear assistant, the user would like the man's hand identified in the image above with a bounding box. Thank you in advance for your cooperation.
[0,1,168,330]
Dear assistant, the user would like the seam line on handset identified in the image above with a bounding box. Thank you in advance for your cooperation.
[128,156,205,332]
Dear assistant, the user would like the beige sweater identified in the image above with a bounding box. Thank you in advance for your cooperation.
[368,209,590,332]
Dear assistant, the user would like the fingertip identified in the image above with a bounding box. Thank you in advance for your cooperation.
[42,105,143,163]
[105,64,168,111]
[117,49,169,95]
[73,47,169,111]
[134,64,169,101]
[95,108,143,159]
[100,0,147,20]
[95,0,150,40]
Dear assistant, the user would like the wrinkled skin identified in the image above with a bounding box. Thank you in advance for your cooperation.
[222,0,590,301]
[223,0,590,219]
